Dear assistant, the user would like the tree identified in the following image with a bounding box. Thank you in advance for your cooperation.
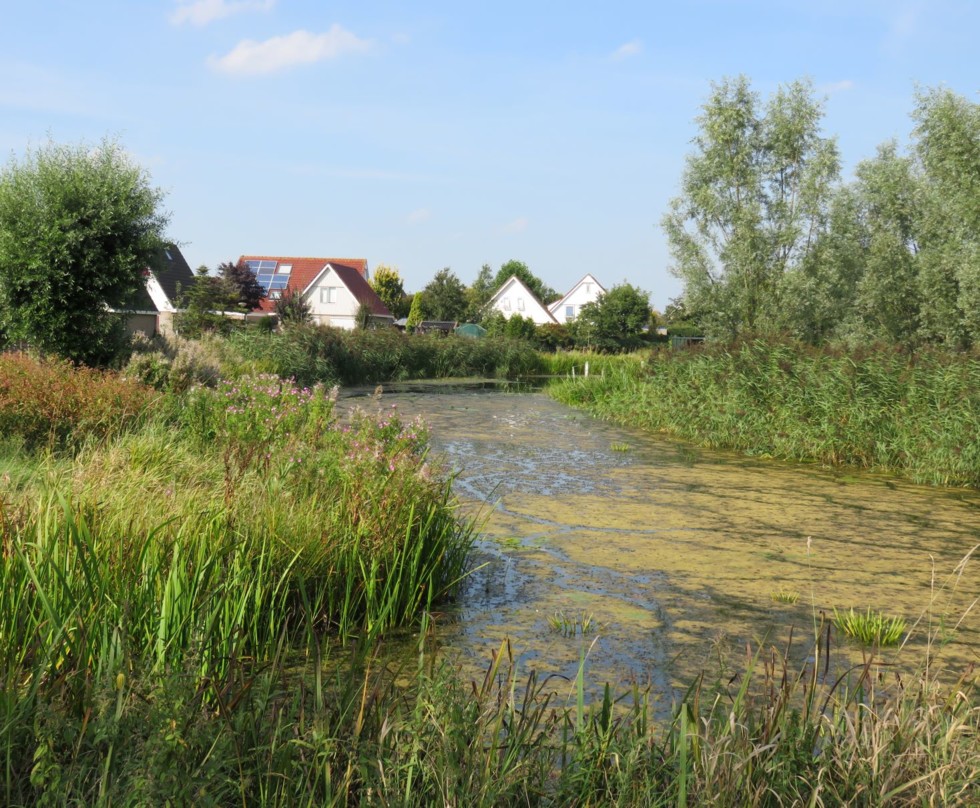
[218,260,265,312]
[493,260,558,306]
[466,263,497,321]
[175,265,238,337]
[421,268,468,322]
[575,283,651,351]
[405,292,425,330]
[662,76,839,340]
[0,138,168,365]
[371,265,409,318]
[275,287,312,325]
[912,87,980,346]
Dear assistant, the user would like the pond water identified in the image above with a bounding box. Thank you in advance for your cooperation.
[359,384,979,701]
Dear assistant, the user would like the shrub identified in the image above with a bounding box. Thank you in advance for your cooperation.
[0,352,158,451]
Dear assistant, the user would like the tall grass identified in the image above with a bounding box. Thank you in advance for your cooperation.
[228,325,547,386]
[549,339,980,487]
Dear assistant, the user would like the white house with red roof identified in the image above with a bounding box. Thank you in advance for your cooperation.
[486,275,558,325]
[238,256,393,329]
[548,273,605,323]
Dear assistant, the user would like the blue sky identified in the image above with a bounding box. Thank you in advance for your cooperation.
[2,1,977,309]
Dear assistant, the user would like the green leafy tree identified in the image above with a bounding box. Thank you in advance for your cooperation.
[662,76,839,340]
[421,268,468,322]
[371,264,409,318]
[575,283,651,351]
[912,87,980,346]
[405,291,425,330]
[851,143,922,345]
[0,138,168,365]
[218,260,265,311]
[467,263,497,321]
[175,266,238,337]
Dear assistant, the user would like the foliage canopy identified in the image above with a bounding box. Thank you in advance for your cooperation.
[0,138,168,365]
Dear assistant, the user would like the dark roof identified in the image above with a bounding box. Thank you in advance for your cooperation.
[329,262,392,317]
[149,244,195,304]
[120,243,195,312]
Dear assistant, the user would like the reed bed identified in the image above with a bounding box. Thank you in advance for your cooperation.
[549,339,980,487]
[227,325,547,387]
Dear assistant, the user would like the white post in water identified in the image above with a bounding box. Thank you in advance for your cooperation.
[584,361,589,377]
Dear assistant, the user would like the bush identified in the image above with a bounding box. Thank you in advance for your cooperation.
[0,352,158,451]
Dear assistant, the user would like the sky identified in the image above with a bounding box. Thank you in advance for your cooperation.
[1,1,977,309]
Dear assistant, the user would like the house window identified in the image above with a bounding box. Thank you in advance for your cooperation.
[270,290,282,300]
[565,305,574,320]
[518,298,525,311]
[502,298,511,311]
[321,287,338,304]
[584,283,592,293]
[278,264,292,275]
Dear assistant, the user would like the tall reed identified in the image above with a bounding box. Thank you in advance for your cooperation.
[549,339,980,487]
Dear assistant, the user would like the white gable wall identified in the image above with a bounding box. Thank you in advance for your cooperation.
[489,277,556,325]
[304,265,360,330]
[549,274,604,323]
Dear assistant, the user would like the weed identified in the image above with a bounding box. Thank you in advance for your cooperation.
[833,606,908,646]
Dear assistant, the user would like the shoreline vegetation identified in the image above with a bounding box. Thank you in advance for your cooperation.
[547,339,980,489]
[1,334,978,804]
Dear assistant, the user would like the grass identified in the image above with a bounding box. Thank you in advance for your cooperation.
[833,607,908,647]
[770,589,801,604]
[548,338,980,488]
[547,609,598,637]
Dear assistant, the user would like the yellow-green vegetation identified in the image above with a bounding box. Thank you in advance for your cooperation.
[834,607,908,647]
[770,589,801,604]
[548,338,980,487]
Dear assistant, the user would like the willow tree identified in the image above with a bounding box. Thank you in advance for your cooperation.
[662,76,839,340]
[0,138,168,365]
[912,87,980,346]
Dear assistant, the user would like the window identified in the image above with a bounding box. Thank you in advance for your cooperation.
[270,290,282,300]
[565,305,574,320]
[320,287,338,304]
[278,264,292,275]
[502,298,511,311]
[517,298,525,311]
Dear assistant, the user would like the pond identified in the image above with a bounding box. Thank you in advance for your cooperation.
[355,383,980,701]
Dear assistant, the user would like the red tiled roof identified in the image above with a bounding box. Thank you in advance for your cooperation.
[238,256,381,314]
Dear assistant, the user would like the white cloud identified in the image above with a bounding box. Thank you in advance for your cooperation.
[611,40,643,61]
[820,79,855,96]
[503,217,528,234]
[407,208,431,224]
[210,26,371,76]
[171,0,275,27]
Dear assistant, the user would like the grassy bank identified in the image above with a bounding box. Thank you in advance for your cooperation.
[548,339,980,487]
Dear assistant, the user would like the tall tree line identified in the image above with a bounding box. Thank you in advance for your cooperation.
[664,78,980,348]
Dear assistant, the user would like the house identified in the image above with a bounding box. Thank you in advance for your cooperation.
[486,275,557,325]
[548,273,606,323]
[238,256,393,329]
[119,243,196,337]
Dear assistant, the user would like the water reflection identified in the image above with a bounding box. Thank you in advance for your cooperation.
[357,385,980,701]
